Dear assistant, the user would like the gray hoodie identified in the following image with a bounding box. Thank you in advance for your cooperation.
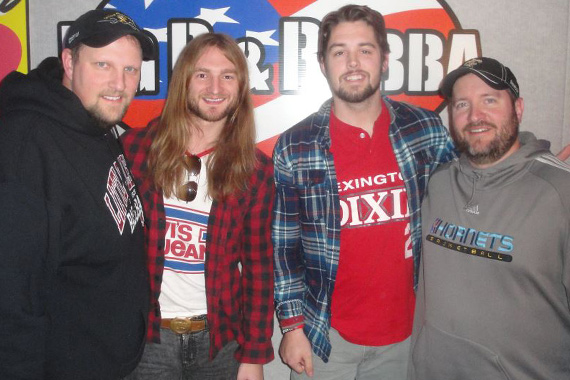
[411,132,570,380]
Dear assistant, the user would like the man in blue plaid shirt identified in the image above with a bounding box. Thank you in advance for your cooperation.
[272,5,456,380]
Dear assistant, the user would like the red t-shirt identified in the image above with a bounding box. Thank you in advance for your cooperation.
[329,103,415,346]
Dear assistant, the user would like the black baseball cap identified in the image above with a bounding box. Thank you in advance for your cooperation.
[63,9,155,60]
[440,57,519,99]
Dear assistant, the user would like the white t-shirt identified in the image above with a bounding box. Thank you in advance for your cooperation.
[159,153,212,318]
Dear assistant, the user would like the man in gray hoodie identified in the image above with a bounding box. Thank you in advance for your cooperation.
[410,57,570,380]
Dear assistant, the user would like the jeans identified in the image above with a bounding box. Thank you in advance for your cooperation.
[125,328,239,380]
[291,328,411,380]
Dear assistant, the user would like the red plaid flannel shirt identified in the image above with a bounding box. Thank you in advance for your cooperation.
[121,127,275,364]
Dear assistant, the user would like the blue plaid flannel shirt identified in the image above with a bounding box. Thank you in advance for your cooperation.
[272,97,456,361]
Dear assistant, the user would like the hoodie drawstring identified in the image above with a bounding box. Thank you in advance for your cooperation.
[463,171,481,211]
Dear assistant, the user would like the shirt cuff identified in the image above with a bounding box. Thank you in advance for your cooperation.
[235,340,275,364]
[276,299,305,328]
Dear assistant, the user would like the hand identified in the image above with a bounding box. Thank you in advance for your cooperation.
[279,328,314,377]
[557,144,570,161]
[237,363,264,380]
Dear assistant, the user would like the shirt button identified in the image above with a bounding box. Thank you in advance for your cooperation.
[360,132,366,139]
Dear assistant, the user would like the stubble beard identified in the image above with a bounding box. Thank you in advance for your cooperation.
[86,101,130,130]
[187,96,238,123]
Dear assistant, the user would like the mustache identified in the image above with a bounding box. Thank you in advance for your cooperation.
[100,92,126,98]
[463,120,498,130]
[342,70,368,77]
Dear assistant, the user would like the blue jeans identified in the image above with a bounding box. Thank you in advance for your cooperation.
[125,328,239,380]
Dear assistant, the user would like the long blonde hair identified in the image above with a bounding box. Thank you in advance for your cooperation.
[147,33,257,201]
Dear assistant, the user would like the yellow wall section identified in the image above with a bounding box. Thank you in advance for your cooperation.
[0,0,28,74]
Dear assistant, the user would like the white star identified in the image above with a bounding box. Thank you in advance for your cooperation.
[246,30,278,46]
[196,7,238,26]
[144,0,156,9]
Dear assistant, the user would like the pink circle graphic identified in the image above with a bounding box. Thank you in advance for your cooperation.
[0,24,22,81]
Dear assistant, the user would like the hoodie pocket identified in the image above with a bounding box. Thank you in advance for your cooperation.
[411,322,512,380]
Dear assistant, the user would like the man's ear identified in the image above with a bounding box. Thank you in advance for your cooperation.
[381,52,390,74]
[61,48,74,83]
[515,97,524,123]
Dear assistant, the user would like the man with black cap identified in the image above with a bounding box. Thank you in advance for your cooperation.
[0,9,155,380]
[410,57,570,380]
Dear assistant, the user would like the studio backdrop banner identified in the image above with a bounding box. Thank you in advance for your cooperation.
[2,0,482,154]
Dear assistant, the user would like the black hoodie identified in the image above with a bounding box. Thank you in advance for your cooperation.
[0,57,148,379]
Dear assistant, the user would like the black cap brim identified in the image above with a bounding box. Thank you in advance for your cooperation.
[440,68,513,99]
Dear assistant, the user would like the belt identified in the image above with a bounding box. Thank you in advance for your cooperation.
[161,315,208,334]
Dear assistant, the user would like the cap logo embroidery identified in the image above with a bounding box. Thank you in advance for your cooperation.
[67,31,79,44]
[99,12,139,31]
[463,58,482,68]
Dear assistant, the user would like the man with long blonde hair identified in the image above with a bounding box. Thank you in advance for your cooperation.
[122,33,274,380]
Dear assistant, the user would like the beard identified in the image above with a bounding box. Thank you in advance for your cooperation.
[453,110,519,166]
[188,95,238,123]
[334,81,378,103]
[325,61,383,104]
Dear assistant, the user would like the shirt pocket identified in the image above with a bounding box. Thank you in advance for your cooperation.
[295,169,328,223]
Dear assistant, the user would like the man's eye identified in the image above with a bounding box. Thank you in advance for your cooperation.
[96,62,108,68]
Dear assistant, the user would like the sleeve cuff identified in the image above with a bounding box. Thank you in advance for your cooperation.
[279,315,304,329]
[234,341,275,364]
[275,299,305,327]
